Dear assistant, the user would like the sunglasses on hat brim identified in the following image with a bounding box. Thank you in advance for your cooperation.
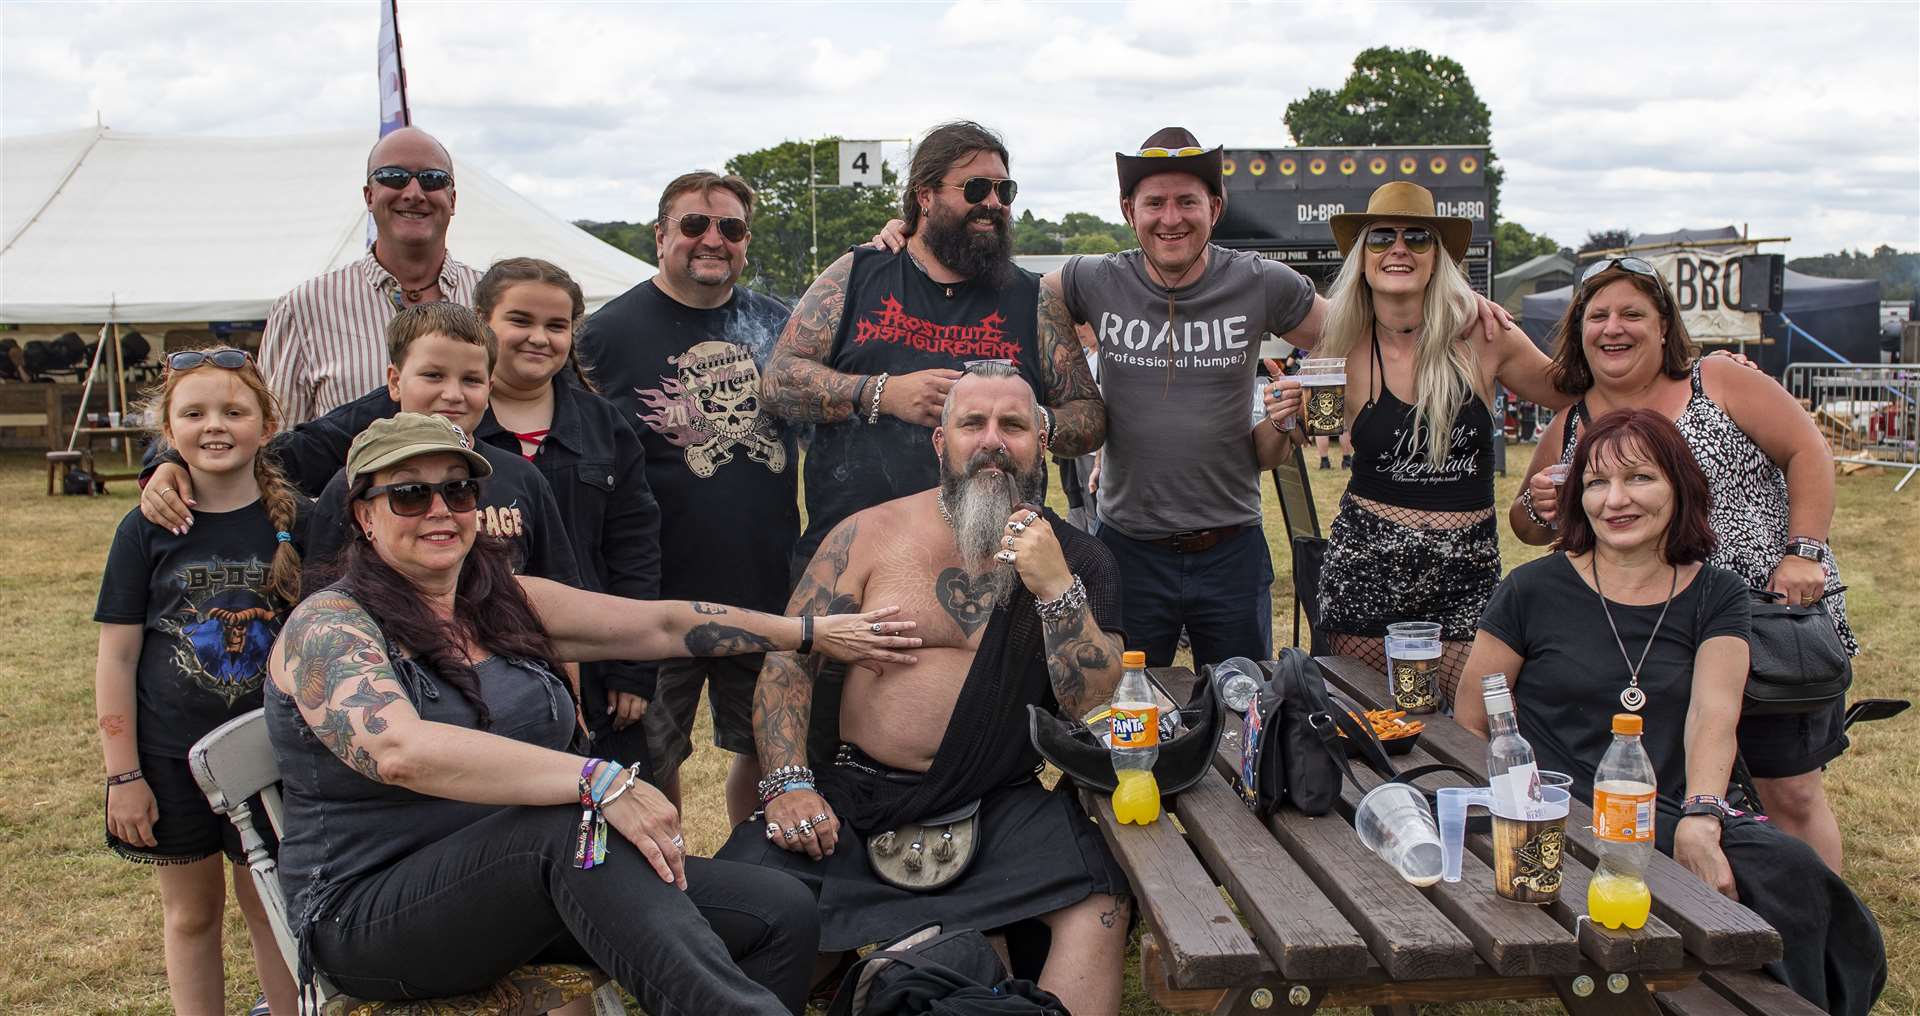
[665,213,749,243]
[166,348,252,372]
[1137,146,1207,158]
[367,166,455,192]
[361,477,482,517]
[940,177,1018,205]
[1363,227,1435,255]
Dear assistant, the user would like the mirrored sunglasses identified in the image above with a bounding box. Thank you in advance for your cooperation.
[1579,256,1659,286]
[942,177,1017,205]
[368,165,455,192]
[361,478,481,517]
[1137,146,1206,158]
[1364,227,1434,254]
[166,348,251,372]
[665,213,749,243]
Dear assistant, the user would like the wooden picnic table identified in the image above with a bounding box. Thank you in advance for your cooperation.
[1079,657,1817,1015]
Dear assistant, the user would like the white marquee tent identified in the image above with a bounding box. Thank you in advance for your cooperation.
[0,126,655,324]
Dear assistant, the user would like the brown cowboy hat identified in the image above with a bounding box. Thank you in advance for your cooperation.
[1330,181,1471,262]
[1115,127,1223,200]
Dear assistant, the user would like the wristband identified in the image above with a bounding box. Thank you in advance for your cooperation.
[105,768,144,787]
[758,765,815,802]
[1038,404,1055,445]
[797,614,814,656]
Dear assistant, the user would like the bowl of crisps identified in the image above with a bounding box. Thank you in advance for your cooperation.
[1340,708,1425,756]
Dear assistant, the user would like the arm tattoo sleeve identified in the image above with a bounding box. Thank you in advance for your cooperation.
[281,592,404,783]
[1039,597,1122,717]
[753,520,861,768]
[1036,282,1106,457]
[762,254,865,423]
[684,623,779,657]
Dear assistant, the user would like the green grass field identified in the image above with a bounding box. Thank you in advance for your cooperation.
[1,447,1912,1014]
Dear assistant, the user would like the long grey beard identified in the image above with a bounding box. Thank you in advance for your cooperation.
[943,471,1020,607]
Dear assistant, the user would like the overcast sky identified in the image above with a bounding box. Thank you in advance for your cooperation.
[4,1,1916,261]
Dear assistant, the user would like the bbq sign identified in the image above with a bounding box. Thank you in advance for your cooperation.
[1639,243,1761,341]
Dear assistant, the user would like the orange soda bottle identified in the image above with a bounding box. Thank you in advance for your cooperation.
[1109,651,1162,825]
[1589,713,1656,929]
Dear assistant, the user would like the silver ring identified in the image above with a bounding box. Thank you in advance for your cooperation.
[765,827,778,841]
[765,820,780,837]
[1002,534,1015,549]
[995,550,1016,564]
[1009,521,1027,534]
[813,813,829,823]
[782,826,795,841]
[870,623,883,634]
[670,834,685,849]
[797,821,815,837]
[1024,511,1040,525]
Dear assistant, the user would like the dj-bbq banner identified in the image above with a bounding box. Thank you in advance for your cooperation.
[1642,243,1761,341]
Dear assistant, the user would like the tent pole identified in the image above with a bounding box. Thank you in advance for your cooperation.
[66,321,112,453]
[111,321,131,466]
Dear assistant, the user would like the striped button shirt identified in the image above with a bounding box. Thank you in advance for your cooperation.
[259,252,481,424]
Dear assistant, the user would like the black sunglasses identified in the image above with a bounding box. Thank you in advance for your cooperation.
[664,212,748,243]
[368,165,455,192]
[1364,226,1434,254]
[361,478,481,517]
[166,348,251,372]
[941,177,1018,205]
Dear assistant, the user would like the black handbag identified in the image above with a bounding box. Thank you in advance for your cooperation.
[1238,649,1478,817]
[828,924,1066,1016]
[1743,588,1852,715]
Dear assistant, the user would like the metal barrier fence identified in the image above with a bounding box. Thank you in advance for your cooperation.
[1783,362,1919,492]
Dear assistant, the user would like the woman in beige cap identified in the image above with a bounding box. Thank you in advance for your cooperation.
[262,412,919,1014]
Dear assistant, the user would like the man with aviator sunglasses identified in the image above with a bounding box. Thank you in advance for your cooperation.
[259,126,480,424]
[577,171,800,826]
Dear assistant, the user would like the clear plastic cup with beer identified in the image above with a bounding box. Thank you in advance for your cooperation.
[1296,357,1348,437]
[1384,621,1443,714]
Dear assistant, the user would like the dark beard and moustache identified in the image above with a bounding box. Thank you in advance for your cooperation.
[923,202,1014,287]
[940,446,1046,607]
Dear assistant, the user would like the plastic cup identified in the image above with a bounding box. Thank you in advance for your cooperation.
[1354,782,1445,887]
[1385,621,1443,714]
[1538,771,1573,792]
[1296,358,1348,437]
[1543,464,1571,486]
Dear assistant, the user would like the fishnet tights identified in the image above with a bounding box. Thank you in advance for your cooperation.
[1325,631,1476,711]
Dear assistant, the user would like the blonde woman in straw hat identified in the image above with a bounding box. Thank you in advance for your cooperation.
[1313,181,1567,706]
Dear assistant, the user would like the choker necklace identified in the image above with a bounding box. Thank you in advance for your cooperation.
[1590,556,1679,712]
[1375,319,1418,336]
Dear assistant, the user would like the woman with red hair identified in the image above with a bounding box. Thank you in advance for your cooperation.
[1459,408,1882,1016]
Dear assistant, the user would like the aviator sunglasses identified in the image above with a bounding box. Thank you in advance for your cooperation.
[360,477,482,517]
[665,213,749,243]
[166,348,252,372]
[941,177,1018,205]
[367,165,455,192]
[1364,226,1434,255]
[1579,256,1671,308]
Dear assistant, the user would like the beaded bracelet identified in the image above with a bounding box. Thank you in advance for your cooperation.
[1518,486,1554,531]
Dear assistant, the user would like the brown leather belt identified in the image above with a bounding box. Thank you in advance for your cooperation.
[1147,525,1244,554]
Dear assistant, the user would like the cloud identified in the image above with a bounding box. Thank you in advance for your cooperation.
[1,0,1914,258]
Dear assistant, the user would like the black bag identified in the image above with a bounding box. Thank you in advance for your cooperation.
[64,468,105,496]
[1743,588,1852,715]
[828,924,1066,1016]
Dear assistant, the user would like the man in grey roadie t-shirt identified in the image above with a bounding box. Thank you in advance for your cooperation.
[1050,128,1322,668]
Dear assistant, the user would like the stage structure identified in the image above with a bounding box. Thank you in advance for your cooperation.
[1213,145,1494,297]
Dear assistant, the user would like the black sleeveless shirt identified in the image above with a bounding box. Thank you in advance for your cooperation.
[1346,337,1496,511]
[795,247,1044,569]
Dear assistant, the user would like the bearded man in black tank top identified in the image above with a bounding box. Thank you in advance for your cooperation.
[762,122,1107,765]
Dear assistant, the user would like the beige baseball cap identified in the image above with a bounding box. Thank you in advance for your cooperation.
[346,413,493,483]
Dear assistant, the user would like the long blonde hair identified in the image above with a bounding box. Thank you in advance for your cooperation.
[141,353,303,606]
[1319,235,1485,467]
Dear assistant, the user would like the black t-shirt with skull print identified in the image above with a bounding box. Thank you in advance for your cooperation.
[96,499,309,758]
[577,280,798,613]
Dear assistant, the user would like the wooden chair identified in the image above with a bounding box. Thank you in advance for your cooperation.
[1270,445,1328,655]
[188,710,628,1016]
[45,449,93,496]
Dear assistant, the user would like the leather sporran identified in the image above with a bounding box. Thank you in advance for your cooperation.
[866,800,981,891]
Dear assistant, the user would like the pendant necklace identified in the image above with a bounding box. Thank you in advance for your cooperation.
[1590,555,1678,712]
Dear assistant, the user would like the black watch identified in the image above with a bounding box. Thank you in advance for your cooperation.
[1680,801,1725,822]
[1785,538,1825,561]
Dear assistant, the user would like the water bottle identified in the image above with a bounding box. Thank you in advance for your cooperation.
[1481,673,1545,820]
[1211,657,1263,715]
[1589,714,1656,929]
[1109,650,1162,825]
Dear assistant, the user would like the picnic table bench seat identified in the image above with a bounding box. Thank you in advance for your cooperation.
[1077,660,1805,1015]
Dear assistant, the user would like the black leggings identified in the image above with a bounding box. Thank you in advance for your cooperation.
[306,804,819,1015]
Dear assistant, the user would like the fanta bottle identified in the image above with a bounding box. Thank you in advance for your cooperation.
[1589,714,1656,929]
[1109,651,1162,825]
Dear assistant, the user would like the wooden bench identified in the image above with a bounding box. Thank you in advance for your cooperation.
[1080,662,1797,1014]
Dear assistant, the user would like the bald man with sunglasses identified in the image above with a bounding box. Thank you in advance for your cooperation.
[258,126,480,425]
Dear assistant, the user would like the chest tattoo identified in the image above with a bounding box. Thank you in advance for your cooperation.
[936,567,996,637]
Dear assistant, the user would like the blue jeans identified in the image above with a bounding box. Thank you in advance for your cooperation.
[306,804,819,1015]
[1095,522,1275,668]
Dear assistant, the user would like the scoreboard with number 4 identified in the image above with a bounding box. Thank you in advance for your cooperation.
[1213,144,1494,297]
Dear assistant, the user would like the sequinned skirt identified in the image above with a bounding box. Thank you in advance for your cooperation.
[1319,494,1502,642]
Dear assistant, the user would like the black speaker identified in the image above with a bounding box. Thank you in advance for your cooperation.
[1734,254,1784,312]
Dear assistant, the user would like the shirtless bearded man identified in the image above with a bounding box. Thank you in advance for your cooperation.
[719,363,1132,1015]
